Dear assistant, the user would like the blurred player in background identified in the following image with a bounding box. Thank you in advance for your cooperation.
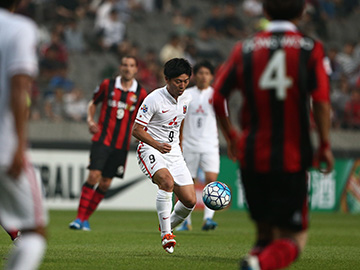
[69,56,147,231]
[177,60,228,231]
[213,0,334,269]
[132,58,195,254]
[0,0,48,269]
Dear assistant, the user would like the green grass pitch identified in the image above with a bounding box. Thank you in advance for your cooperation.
[0,210,359,269]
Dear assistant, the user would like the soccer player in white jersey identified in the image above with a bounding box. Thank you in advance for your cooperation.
[0,1,48,269]
[177,60,221,231]
[132,58,195,254]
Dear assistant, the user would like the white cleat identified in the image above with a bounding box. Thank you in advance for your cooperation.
[240,255,261,270]
[165,246,174,254]
[162,234,176,254]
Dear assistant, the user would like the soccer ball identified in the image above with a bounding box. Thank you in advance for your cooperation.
[202,181,231,210]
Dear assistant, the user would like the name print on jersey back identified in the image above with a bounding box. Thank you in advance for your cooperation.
[243,35,314,53]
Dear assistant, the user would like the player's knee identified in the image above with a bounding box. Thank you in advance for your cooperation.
[87,170,101,185]
[181,196,196,208]
[153,170,174,191]
[158,179,174,192]
[98,179,112,192]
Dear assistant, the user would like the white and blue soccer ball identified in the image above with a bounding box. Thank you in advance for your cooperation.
[202,181,231,210]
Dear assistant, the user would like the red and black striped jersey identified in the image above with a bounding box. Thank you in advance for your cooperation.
[91,76,147,150]
[213,22,330,173]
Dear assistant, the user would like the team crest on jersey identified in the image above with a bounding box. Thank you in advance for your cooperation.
[141,104,148,113]
[183,105,187,114]
[130,94,137,103]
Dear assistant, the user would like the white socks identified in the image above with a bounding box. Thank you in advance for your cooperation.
[180,205,215,227]
[156,189,173,238]
[5,232,46,270]
[170,200,194,229]
[203,206,215,221]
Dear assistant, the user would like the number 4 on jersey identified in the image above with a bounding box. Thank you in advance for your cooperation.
[259,49,293,100]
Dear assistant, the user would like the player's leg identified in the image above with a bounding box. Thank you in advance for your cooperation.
[69,169,101,229]
[152,168,176,253]
[138,143,175,236]
[83,148,127,230]
[251,229,307,270]
[239,170,271,269]
[171,184,196,230]
[137,143,176,253]
[7,226,47,270]
[241,171,308,270]
[176,150,199,231]
[250,222,273,256]
[256,171,308,270]
[0,163,48,270]
[80,176,112,231]
[201,151,220,230]
[70,142,107,229]
[170,160,196,230]
[153,168,175,235]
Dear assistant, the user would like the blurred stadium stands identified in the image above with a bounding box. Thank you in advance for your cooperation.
[21,0,360,156]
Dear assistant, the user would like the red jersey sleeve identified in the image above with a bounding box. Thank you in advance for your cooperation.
[213,43,242,117]
[310,41,330,103]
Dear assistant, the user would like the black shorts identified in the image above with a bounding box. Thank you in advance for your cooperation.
[88,142,128,179]
[241,170,309,232]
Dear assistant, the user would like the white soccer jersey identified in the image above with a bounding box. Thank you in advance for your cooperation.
[135,86,192,155]
[182,86,219,153]
[0,9,38,166]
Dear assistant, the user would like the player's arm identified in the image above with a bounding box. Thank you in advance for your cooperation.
[8,74,33,178]
[213,43,242,161]
[132,123,171,154]
[213,92,238,161]
[213,90,238,161]
[87,81,107,135]
[87,100,99,134]
[213,97,238,161]
[217,115,238,162]
[311,42,334,173]
[313,101,333,173]
[217,117,237,162]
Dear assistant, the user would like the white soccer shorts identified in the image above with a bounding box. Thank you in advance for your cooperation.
[182,147,220,179]
[137,143,193,186]
[0,161,48,231]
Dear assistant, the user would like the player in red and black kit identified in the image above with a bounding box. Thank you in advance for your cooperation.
[213,1,334,269]
[69,56,147,231]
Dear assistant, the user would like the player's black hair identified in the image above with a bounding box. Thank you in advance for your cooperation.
[193,60,215,75]
[0,0,21,9]
[120,55,138,67]
[263,0,305,21]
[164,58,192,79]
